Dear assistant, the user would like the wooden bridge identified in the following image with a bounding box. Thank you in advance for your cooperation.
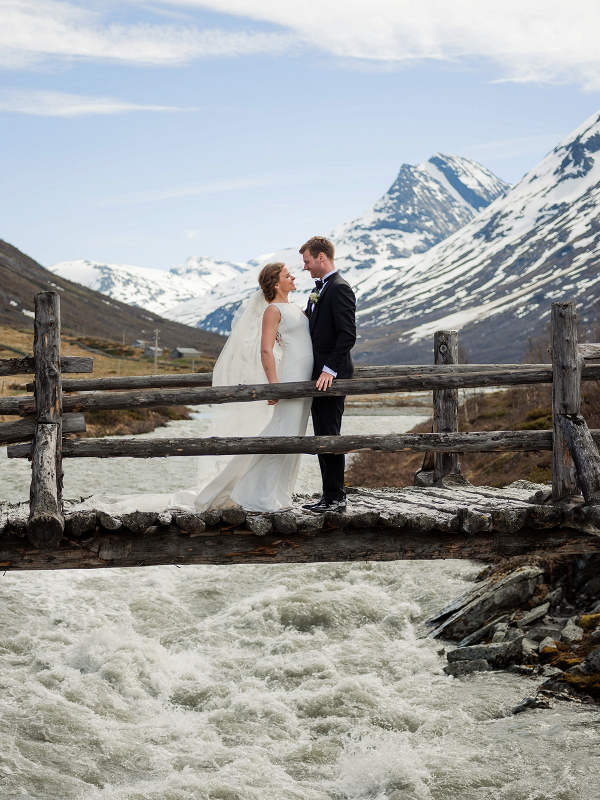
[1,291,600,571]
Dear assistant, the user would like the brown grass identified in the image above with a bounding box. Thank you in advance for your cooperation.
[347,381,600,489]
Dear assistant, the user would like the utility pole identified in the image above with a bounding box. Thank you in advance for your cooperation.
[154,328,159,376]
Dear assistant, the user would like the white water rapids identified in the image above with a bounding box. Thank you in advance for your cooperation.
[1,409,599,798]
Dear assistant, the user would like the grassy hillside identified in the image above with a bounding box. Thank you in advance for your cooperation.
[0,239,225,355]
[347,380,600,489]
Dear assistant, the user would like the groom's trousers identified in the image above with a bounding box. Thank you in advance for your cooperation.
[311,394,346,502]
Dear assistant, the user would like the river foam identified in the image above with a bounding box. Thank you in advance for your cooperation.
[1,412,599,797]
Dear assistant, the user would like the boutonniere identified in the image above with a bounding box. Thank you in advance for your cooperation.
[309,291,320,305]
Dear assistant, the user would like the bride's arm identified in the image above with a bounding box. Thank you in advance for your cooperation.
[261,305,281,405]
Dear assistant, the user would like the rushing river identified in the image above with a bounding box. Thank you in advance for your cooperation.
[1,410,599,799]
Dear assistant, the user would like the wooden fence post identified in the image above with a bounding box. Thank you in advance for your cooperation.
[28,291,64,548]
[433,330,460,481]
[552,302,583,500]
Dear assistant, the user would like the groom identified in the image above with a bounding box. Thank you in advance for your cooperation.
[300,236,356,513]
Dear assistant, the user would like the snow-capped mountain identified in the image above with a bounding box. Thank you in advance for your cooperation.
[163,153,508,334]
[50,257,250,319]
[349,109,600,364]
[50,154,507,337]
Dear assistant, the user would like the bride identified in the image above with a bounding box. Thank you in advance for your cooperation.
[77,262,313,515]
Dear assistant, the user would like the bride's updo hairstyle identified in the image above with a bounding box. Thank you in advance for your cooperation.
[258,262,285,302]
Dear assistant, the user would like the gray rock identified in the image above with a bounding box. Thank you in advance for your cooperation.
[522,638,539,657]
[508,664,536,675]
[457,615,510,648]
[447,636,523,667]
[590,629,600,641]
[492,622,509,643]
[515,602,550,628]
[221,507,247,526]
[581,576,600,597]
[97,511,122,531]
[538,636,560,651]
[273,512,298,534]
[414,469,435,487]
[245,514,273,536]
[527,625,563,643]
[200,509,221,526]
[585,646,600,673]
[64,511,96,538]
[562,618,584,643]
[175,513,206,536]
[513,695,554,714]
[443,659,489,677]
[547,587,563,607]
[156,511,172,527]
[120,511,157,534]
[427,566,543,640]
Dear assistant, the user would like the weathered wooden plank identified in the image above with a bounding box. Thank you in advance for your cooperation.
[434,330,460,480]
[0,396,24,416]
[28,292,64,548]
[0,413,85,446]
[8,429,589,460]
[0,355,92,378]
[579,343,600,360]
[552,302,583,500]
[16,366,598,418]
[557,413,600,504]
[54,363,543,393]
[33,292,62,424]
[1,526,599,570]
[28,423,64,548]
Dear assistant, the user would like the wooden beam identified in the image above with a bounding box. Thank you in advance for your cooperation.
[0,397,20,415]
[434,330,460,480]
[53,363,543,393]
[16,364,600,417]
[1,525,599,571]
[552,302,583,500]
[28,292,64,549]
[12,429,600,460]
[579,343,600,360]
[0,356,92,377]
[0,413,85,446]
[556,414,600,504]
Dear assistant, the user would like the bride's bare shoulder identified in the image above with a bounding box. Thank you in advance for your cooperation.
[263,304,282,320]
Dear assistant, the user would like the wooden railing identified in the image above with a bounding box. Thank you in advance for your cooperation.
[2,292,600,549]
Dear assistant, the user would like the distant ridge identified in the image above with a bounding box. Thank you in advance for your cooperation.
[0,239,225,355]
[351,109,600,363]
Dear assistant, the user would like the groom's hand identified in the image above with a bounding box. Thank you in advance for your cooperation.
[316,371,334,391]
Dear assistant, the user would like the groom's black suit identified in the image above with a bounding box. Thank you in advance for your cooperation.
[306,271,356,502]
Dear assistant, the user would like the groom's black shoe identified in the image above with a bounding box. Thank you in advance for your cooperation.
[302,498,347,514]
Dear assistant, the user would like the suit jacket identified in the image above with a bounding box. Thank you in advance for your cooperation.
[305,272,356,381]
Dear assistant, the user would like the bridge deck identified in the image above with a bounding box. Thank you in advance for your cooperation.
[2,480,599,570]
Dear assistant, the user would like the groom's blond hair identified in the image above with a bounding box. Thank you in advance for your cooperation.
[299,236,335,261]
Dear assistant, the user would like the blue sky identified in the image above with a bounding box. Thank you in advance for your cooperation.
[1,1,600,270]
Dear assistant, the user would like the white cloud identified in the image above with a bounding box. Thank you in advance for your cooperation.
[0,0,295,69]
[0,88,190,116]
[165,0,600,89]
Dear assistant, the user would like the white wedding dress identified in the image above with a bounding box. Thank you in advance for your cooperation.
[74,293,314,515]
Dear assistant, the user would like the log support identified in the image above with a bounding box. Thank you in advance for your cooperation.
[28,292,64,548]
[1,525,599,571]
[434,330,460,481]
[552,302,583,500]
[557,414,600,504]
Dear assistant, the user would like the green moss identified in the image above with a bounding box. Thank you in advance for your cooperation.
[578,614,600,631]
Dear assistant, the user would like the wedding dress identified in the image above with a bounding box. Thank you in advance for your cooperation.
[74,291,314,515]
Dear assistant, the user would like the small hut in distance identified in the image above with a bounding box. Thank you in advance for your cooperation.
[170,346,202,359]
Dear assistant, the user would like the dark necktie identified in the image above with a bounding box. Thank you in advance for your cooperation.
[315,279,323,290]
